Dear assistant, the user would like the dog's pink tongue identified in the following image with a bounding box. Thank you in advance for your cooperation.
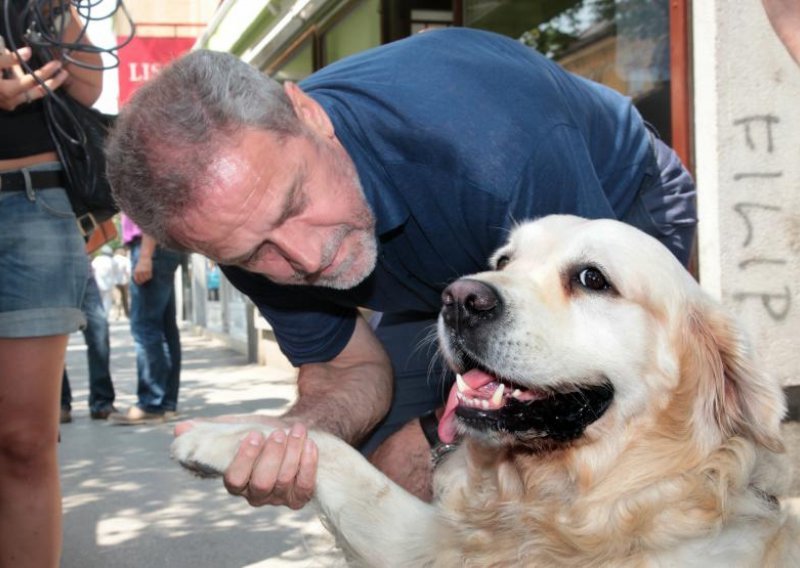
[461,369,496,390]
[438,385,460,444]
[438,370,497,444]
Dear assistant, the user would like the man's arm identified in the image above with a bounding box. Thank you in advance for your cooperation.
[216,314,393,509]
[132,233,157,285]
[285,314,393,444]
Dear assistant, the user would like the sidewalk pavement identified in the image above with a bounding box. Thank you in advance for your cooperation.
[59,319,800,567]
[59,320,346,568]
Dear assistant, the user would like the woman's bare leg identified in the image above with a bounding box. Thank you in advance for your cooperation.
[0,335,68,568]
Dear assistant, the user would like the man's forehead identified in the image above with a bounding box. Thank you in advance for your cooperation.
[166,183,249,258]
[169,173,284,260]
[166,213,218,258]
[206,153,247,187]
[169,128,311,256]
[197,146,259,198]
[197,128,297,195]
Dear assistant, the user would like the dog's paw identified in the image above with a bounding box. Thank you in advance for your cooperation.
[170,423,256,478]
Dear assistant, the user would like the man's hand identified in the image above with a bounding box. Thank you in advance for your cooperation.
[132,256,153,285]
[133,233,158,285]
[172,316,389,510]
[174,415,318,510]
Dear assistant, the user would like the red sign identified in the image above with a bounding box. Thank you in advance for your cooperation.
[117,36,196,105]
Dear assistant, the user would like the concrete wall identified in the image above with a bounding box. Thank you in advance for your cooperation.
[694,0,800,386]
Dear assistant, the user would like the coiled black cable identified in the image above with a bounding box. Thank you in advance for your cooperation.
[2,0,135,226]
[5,0,135,138]
[3,0,135,74]
[21,0,134,71]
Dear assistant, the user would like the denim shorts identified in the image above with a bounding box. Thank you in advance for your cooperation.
[0,162,88,338]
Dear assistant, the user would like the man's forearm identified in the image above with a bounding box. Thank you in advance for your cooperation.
[284,360,392,446]
[139,233,158,260]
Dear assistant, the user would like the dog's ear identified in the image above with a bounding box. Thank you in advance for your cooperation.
[682,302,785,453]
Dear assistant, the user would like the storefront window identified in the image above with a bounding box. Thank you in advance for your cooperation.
[464,0,672,144]
[322,0,381,65]
[273,38,314,83]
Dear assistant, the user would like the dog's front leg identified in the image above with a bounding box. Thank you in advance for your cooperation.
[171,424,438,567]
[311,431,437,567]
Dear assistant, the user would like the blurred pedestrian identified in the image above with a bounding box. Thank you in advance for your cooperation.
[60,268,120,423]
[91,245,115,314]
[0,2,102,565]
[112,246,131,319]
[207,259,221,301]
[111,214,182,424]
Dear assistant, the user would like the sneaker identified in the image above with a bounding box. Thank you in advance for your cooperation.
[109,406,166,426]
[60,407,72,424]
[163,410,180,422]
[90,406,122,420]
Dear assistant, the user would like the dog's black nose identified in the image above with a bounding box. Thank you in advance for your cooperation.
[441,279,502,330]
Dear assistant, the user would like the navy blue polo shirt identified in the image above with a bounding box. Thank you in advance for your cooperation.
[222,28,651,366]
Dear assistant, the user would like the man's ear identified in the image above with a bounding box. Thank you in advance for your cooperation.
[283,81,335,139]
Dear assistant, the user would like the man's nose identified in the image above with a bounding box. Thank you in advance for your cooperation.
[272,227,322,276]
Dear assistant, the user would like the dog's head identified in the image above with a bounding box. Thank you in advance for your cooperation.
[437,215,785,461]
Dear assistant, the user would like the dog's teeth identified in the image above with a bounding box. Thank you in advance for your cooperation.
[481,399,489,409]
[456,374,467,393]
[491,383,505,407]
[512,389,522,398]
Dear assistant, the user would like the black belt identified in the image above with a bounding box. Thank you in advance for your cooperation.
[0,170,65,192]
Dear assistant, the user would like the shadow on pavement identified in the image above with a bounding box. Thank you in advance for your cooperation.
[59,321,345,568]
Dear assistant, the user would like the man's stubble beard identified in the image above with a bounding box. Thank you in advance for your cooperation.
[288,140,378,290]
[314,225,377,290]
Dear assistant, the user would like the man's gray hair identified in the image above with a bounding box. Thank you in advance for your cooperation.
[106,49,303,247]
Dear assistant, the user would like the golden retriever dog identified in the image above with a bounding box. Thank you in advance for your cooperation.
[172,215,799,567]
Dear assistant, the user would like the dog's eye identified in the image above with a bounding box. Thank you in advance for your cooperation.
[495,255,511,270]
[577,267,610,291]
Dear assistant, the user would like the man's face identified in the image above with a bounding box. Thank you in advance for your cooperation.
[173,127,377,290]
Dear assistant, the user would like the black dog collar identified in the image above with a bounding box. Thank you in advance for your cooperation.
[419,410,459,466]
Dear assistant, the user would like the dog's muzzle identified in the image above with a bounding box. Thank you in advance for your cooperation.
[437,277,615,447]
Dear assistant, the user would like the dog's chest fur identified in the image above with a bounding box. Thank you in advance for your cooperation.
[430,441,792,567]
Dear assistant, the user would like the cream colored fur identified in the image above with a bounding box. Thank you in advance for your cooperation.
[172,215,799,567]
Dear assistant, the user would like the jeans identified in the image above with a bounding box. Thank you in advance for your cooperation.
[60,274,115,412]
[129,242,182,414]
